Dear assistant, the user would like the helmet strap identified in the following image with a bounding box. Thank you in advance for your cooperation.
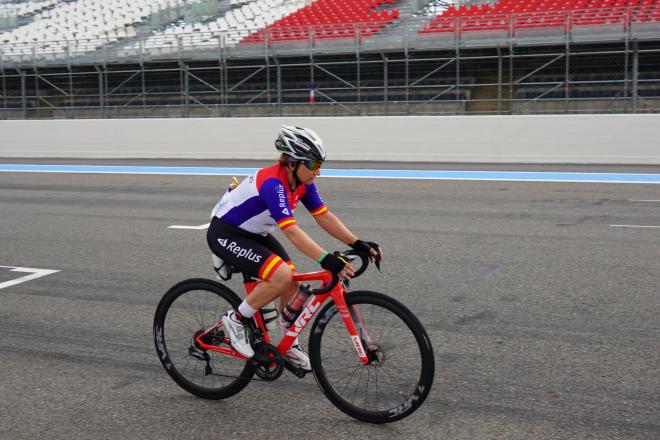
[288,161,302,190]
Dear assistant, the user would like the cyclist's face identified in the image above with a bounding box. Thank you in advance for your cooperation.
[296,161,321,184]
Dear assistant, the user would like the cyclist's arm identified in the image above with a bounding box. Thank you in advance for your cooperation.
[258,178,327,261]
[300,183,358,246]
[281,224,326,261]
[282,225,354,278]
[314,211,358,246]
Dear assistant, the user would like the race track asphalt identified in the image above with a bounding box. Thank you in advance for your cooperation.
[1,159,659,440]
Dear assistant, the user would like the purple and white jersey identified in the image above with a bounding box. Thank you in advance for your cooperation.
[211,163,328,236]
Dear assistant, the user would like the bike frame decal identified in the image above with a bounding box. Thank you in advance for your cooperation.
[349,305,372,345]
[277,293,327,353]
[333,299,370,365]
[194,269,369,365]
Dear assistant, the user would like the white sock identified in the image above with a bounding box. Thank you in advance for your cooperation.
[237,300,258,319]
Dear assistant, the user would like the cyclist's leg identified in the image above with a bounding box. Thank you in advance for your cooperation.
[243,263,293,310]
[254,235,310,371]
[257,234,299,312]
[208,219,295,356]
[207,218,295,311]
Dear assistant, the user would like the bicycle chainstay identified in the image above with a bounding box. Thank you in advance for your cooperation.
[194,320,310,381]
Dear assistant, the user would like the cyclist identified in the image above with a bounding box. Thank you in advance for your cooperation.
[207,125,383,371]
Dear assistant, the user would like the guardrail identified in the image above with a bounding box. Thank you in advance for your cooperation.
[2,114,660,164]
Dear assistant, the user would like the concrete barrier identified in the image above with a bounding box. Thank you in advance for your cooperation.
[1,114,659,164]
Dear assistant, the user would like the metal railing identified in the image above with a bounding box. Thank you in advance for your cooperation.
[0,6,658,68]
[1,5,660,118]
[1,43,659,119]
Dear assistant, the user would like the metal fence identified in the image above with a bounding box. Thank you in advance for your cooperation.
[1,7,659,118]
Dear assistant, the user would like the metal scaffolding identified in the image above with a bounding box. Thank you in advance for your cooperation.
[1,38,659,119]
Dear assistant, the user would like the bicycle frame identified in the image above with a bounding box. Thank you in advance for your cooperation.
[194,269,371,365]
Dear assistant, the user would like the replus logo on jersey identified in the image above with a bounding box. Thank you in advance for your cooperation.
[218,239,262,263]
[276,184,290,216]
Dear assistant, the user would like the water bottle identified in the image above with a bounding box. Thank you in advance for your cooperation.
[261,300,279,332]
[281,284,312,328]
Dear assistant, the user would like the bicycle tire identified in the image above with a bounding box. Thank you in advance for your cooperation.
[309,291,434,423]
[153,278,254,399]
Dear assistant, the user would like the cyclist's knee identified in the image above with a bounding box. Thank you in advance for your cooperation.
[267,263,294,292]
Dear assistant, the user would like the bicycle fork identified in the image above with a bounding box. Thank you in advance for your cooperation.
[332,292,371,366]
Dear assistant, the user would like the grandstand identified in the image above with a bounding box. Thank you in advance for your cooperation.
[0,0,659,118]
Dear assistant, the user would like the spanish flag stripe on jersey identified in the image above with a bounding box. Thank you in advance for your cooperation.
[310,205,328,216]
[277,217,296,230]
[259,254,284,280]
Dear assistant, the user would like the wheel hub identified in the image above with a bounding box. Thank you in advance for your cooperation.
[366,342,385,366]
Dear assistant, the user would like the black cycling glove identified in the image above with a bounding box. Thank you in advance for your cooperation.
[320,253,348,274]
[351,239,382,260]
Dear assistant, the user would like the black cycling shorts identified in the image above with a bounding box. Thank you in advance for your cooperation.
[207,216,295,283]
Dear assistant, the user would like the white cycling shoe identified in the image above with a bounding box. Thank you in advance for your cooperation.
[221,310,254,358]
[284,345,312,372]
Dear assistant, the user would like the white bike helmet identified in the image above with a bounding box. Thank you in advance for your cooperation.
[275,125,326,162]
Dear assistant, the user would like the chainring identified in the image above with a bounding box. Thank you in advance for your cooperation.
[251,342,284,381]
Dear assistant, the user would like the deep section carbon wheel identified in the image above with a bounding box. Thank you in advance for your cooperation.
[309,291,434,423]
[153,278,254,399]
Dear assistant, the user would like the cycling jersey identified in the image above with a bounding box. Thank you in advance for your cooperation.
[211,163,328,236]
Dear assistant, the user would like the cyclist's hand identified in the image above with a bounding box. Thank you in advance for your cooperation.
[351,239,383,262]
[320,253,355,280]
[339,264,355,280]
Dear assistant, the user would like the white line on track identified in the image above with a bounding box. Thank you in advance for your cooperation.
[0,266,60,290]
[168,223,210,230]
[627,200,660,202]
[609,225,660,229]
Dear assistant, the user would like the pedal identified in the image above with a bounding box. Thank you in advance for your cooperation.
[284,360,309,378]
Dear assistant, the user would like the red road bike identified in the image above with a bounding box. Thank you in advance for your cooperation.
[153,251,434,423]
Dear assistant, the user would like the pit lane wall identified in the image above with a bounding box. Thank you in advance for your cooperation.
[1,114,659,164]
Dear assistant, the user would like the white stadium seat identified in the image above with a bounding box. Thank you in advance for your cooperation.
[0,0,309,61]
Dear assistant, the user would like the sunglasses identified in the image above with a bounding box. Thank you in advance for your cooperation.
[302,160,323,171]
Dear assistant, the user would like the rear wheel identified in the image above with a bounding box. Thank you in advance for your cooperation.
[309,291,434,423]
[153,278,254,399]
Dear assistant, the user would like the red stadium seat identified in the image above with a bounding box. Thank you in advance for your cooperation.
[240,0,400,44]
[419,0,658,34]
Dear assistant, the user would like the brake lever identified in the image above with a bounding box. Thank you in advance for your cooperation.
[375,259,382,273]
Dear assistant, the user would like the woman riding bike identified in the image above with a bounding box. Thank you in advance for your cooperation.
[207,125,383,372]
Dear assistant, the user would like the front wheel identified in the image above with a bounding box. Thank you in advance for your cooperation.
[309,291,434,423]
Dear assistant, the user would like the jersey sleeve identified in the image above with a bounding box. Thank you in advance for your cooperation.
[258,178,297,231]
[301,182,328,217]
